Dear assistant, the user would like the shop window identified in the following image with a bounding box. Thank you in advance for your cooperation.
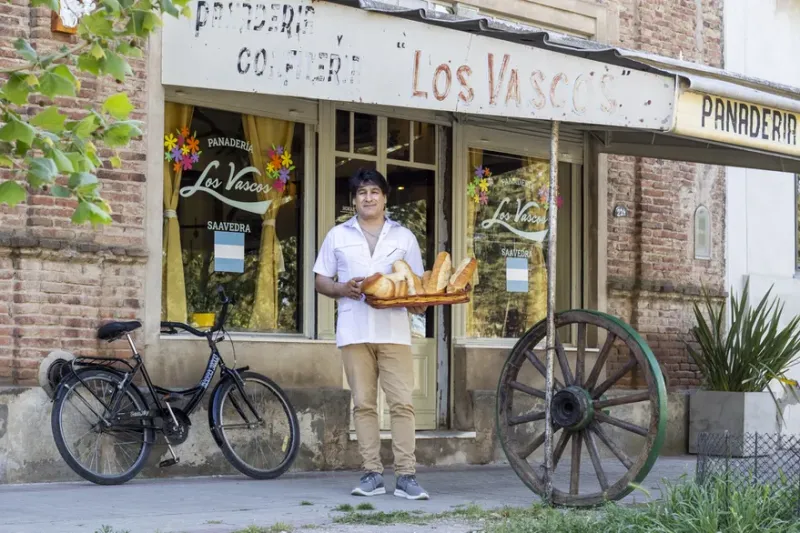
[162,103,304,333]
[465,148,578,339]
[694,205,711,260]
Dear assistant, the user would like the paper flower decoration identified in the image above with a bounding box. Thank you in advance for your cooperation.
[264,144,294,191]
[164,126,202,172]
[469,166,493,204]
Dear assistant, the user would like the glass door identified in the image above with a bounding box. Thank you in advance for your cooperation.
[334,110,439,430]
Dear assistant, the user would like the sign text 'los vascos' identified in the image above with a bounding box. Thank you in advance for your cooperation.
[165,0,676,129]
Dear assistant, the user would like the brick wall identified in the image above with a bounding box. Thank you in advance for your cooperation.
[602,0,726,389]
[0,3,148,385]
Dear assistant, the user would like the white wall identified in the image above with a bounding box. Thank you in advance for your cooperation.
[724,0,800,431]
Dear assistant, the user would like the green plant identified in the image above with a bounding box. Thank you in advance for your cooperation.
[687,281,800,395]
[355,502,375,511]
[0,0,190,225]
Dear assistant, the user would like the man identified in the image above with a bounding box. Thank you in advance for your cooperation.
[313,168,430,500]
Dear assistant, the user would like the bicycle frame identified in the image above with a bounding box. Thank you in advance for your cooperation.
[61,294,263,436]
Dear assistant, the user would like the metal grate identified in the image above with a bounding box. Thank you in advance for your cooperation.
[696,431,800,515]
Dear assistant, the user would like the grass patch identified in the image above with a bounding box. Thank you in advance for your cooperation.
[232,525,294,533]
[299,500,313,506]
[332,503,354,512]
[331,476,800,533]
[355,502,375,511]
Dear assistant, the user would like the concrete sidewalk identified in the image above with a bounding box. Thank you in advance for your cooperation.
[0,458,696,533]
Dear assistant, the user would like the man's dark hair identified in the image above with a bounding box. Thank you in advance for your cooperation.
[349,168,390,197]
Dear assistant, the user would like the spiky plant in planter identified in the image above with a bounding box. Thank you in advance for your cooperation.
[687,280,800,453]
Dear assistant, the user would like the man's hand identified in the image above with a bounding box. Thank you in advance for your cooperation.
[407,305,428,315]
[339,277,365,300]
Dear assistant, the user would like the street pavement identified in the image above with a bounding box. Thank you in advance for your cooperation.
[0,457,697,533]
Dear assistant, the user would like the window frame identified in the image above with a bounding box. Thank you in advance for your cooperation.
[159,97,318,340]
[694,205,712,260]
[452,123,588,346]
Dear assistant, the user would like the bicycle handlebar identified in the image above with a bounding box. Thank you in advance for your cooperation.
[160,285,235,337]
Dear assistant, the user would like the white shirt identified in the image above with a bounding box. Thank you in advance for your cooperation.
[313,216,424,348]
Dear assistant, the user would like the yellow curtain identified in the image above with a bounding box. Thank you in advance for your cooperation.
[162,102,194,323]
[242,115,295,331]
[523,158,550,328]
[466,149,482,337]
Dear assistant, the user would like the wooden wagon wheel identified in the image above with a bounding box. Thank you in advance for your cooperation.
[496,310,667,507]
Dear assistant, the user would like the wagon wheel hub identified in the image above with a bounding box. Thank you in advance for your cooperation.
[551,386,593,432]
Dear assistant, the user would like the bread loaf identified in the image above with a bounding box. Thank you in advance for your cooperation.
[422,270,431,289]
[424,252,451,294]
[395,280,408,297]
[447,257,478,293]
[393,259,425,295]
[361,273,395,298]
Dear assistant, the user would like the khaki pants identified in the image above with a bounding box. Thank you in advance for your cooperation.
[342,343,416,476]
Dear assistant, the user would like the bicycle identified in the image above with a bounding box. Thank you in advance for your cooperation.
[44,286,301,485]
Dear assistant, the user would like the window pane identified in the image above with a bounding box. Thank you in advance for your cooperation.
[387,117,411,161]
[335,110,350,152]
[465,149,571,339]
[165,105,303,333]
[353,113,377,156]
[387,165,435,339]
[413,122,436,164]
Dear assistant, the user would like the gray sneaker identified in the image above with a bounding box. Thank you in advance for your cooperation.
[394,475,430,500]
[351,471,386,496]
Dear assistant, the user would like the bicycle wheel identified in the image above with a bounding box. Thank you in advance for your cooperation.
[211,371,300,479]
[51,368,154,485]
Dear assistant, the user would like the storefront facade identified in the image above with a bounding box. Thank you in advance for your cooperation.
[3,0,800,484]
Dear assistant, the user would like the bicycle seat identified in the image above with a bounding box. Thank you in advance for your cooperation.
[97,321,142,341]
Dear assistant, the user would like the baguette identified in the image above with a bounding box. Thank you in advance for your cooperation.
[393,259,425,295]
[447,257,478,293]
[395,280,408,297]
[361,273,395,298]
[424,252,451,294]
[422,270,431,289]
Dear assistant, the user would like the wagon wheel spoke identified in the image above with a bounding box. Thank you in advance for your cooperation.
[509,380,545,399]
[590,422,633,469]
[595,412,648,437]
[555,332,574,386]
[584,333,617,391]
[592,357,637,399]
[593,391,650,410]
[509,411,546,426]
[518,427,561,459]
[574,323,586,387]
[583,430,609,490]
[552,429,571,470]
[569,433,582,495]
[524,350,564,390]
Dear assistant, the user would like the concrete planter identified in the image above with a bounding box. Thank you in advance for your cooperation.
[689,390,778,454]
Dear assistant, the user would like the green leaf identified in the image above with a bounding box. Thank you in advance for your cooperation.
[1,73,33,106]
[30,0,58,10]
[68,172,98,190]
[0,180,26,207]
[71,115,99,140]
[72,199,112,226]
[110,155,122,168]
[104,122,141,147]
[77,53,102,75]
[100,52,132,82]
[39,66,78,99]
[159,0,179,17]
[90,43,106,60]
[66,152,94,173]
[102,93,134,120]
[79,12,115,38]
[50,185,72,198]
[116,42,143,58]
[49,148,74,173]
[26,157,58,188]
[0,116,36,146]
[127,10,162,37]
[13,39,37,63]
[102,0,121,15]
[30,106,67,133]
[0,155,13,168]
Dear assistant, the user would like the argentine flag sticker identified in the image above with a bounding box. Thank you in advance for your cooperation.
[506,257,529,293]
[214,231,245,273]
